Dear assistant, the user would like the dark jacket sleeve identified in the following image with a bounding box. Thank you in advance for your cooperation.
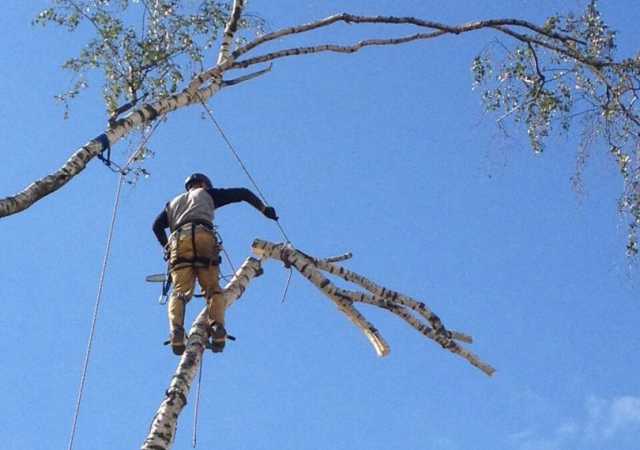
[209,187,265,212]
[152,209,169,247]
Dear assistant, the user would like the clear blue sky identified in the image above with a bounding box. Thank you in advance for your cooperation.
[1,1,639,450]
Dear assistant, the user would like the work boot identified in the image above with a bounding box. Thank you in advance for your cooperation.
[170,326,186,355]
[208,322,226,353]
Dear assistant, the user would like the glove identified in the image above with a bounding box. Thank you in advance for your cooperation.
[263,206,278,221]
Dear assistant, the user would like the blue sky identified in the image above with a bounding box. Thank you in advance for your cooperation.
[1,1,639,450]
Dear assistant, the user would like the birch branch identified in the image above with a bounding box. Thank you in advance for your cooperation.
[3,8,619,219]
[141,257,263,450]
[232,32,447,69]
[251,240,389,356]
[251,239,493,375]
[222,65,273,87]
[312,257,449,337]
[0,75,223,219]
[217,0,246,65]
[232,14,586,60]
[336,288,495,376]
[143,238,493,448]
[320,252,353,264]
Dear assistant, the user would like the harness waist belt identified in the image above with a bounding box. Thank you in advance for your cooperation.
[174,219,213,232]
[169,222,214,242]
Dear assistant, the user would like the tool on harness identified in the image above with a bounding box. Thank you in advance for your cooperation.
[145,273,172,305]
[146,273,210,304]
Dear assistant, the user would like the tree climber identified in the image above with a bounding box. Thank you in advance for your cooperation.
[152,173,278,355]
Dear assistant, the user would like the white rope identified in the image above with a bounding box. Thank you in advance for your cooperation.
[67,119,164,450]
[67,173,125,450]
[197,100,295,304]
[192,357,204,448]
[198,98,292,244]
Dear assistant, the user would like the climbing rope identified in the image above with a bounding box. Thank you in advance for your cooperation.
[192,97,296,439]
[197,96,292,244]
[67,173,125,450]
[67,120,163,450]
[197,97,294,302]
[192,357,204,448]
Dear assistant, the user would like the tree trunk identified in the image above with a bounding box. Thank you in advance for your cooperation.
[141,256,262,450]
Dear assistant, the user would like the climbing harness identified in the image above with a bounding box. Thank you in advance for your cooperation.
[144,273,172,305]
[166,222,222,270]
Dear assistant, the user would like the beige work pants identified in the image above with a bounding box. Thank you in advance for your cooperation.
[167,227,225,331]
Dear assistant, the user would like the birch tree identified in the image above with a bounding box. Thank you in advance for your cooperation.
[0,0,638,255]
[143,241,495,450]
[5,2,639,448]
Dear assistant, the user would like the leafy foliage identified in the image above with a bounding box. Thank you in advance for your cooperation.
[472,1,640,255]
[31,1,640,256]
[34,0,263,117]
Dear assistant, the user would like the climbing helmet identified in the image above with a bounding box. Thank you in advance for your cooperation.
[185,173,212,190]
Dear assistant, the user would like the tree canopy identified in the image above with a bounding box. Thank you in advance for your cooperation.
[0,0,633,256]
[3,2,640,450]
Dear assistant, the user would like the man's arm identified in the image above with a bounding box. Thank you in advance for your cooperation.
[152,209,169,247]
[209,188,278,219]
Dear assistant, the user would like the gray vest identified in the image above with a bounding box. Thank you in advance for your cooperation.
[166,188,215,231]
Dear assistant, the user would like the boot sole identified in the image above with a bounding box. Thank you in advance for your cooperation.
[171,343,186,355]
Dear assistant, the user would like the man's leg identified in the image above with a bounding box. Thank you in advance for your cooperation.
[193,229,226,352]
[197,263,227,352]
[197,263,224,324]
[167,267,195,355]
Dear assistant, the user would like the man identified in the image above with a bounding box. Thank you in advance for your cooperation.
[152,173,278,355]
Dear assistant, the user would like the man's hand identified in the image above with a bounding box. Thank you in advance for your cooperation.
[263,206,278,221]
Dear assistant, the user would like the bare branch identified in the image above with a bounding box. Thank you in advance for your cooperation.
[0,77,224,218]
[252,239,494,375]
[527,42,545,82]
[232,31,447,69]
[338,288,492,375]
[233,13,586,60]
[221,64,272,87]
[320,252,353,263]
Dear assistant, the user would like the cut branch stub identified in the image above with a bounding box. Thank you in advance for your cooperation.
[251,239,495,376]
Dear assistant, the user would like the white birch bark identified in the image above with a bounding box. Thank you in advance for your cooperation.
[0,7,615,219]
[216,0,245,65]
[143,237,493,448]
[251,240,390,357]
[251,239,494,376]
[0,80,223,218]
[141,257,263,450]
[336,288,495,376]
